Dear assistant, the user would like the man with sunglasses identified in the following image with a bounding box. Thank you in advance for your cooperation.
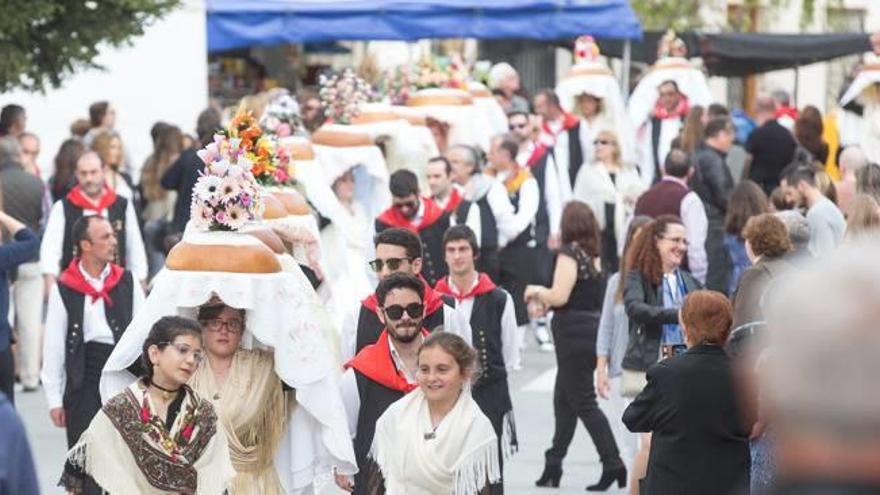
[375,169,450,286]
[340,228,467,362]
[42,214,144,491]
[435,225,519,491]
[338,272,433,494]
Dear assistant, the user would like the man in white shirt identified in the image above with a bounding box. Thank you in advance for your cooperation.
[446,144,520,282]
[336,273,430,494]
[780,165,846,257]
[487,135,542,346]
[41,214,144,491]
[40,151,147,289]
[434,225,519,492]
[425,156,463,214]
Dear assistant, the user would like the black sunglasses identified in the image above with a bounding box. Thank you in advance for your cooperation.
[368,257,412,272]
[593,139,613,146]
[509,123,528,130]
[382,303,424,320]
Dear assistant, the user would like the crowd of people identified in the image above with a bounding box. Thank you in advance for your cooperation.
[0,32,879,495]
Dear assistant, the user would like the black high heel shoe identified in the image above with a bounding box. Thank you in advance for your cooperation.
[586,464,627,491]
[535,464,563,488]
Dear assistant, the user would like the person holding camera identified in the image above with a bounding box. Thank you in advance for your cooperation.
[622,290,752,495]
[620,214,702,492]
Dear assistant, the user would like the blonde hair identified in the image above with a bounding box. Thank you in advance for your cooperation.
[237,93,269,121]
[91,131,123,170]
[594,129,621,166]
[846,194,880,239]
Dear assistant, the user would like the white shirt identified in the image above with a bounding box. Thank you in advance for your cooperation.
[671,180,709,284]
[519,144,563,238]
[39,198,149,281]
[456,175,519,249]
[339,334,420,437]
[495,170,540,244]
[41,262,146,409]
[444,276,520,370]
[338,298,471,364]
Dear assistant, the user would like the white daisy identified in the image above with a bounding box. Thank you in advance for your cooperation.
[193,175,222,199]
[223,204,248,230]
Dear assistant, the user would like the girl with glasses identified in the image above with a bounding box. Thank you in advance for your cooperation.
[67,316,235,494]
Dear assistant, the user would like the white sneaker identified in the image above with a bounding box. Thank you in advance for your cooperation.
[539,342,555,353]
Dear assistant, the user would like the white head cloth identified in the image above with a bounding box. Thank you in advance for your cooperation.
[100,229,357,492]
[312,130,391,220]
[627,57,713,127]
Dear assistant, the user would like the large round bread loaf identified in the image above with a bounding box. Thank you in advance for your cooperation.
[263,194,288,219]
[244,226,285,254]
[311,127,374,147]
[407,91,473,107]
[165,241,282,273]
[271,190,311,216]
[350,110,401,125]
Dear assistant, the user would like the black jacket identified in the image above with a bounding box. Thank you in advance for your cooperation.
[161,148,204,234]
[689,144,734,222]
[622,269,701,372]
[623,344,751,495]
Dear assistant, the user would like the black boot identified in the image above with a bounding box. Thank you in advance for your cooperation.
[586,464,626,492]
[535,464,562,488]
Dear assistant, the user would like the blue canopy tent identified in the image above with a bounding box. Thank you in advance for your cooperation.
[207,0,642,51]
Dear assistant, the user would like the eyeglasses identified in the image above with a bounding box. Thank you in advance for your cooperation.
[382,303,424,320]
[659,236,689,246]
[659,91,678,98]
[201,318,244,335]
[369,257,412,273]
[509,123,528,130]
[161,342,205,364]
[593,139,614,146]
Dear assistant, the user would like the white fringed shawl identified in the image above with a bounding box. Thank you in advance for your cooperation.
[370,388,500,494]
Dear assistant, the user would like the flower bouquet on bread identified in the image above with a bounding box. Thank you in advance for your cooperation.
[192,112,267,231]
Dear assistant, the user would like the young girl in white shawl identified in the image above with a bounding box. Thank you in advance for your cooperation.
[368,332,500,494]
[67,316,235,494]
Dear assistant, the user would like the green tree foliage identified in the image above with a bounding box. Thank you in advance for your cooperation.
[632,0,822,32]
[0,0,179,92]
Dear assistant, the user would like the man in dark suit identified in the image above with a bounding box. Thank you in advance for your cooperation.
[623,290,751,495]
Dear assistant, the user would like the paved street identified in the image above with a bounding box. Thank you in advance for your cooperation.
[18,341,627,494]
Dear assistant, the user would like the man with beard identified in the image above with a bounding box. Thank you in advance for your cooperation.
[435,225,519,493]
[447,144,518,282]
[636,80,690,186]
[374,169,450,286]
[780,166,845,257]
[337,272,432,495]
[42,215,144,493]
[425,156,463,214]
[41,151,147,287]
[339,228,467,362]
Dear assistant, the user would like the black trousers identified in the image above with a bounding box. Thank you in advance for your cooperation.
[546,310,621,468]
[61,342,114,495]
[473,378,516,495]
[499,244,536,326]
[705,218,731,293]
[0,345,14,406]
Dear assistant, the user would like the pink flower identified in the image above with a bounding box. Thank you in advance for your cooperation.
[276,123,292,137]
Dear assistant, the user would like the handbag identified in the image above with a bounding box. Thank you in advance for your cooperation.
[620,369,647,398]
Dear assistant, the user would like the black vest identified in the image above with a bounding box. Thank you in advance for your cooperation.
[529,157,551,247]
[374,212,451,287]
[469,288,515,441]
[353,297,452,356]
[60,197,129,271]
[566,123,584,187]
[455,197,500,282]
[650,115,686,185]
[352,370,405,495]
[58,270,134,403]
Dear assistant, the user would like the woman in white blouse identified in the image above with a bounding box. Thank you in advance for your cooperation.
[573,130,645,274]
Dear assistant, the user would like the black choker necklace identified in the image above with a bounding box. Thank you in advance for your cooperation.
[150,380,181,401]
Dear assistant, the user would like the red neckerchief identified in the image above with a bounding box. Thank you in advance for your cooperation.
[652,95,690,120]
[66,185,117,212]
[439,188,463,214]
[774,106,798,121]
[525,142,548,168]
[344,329,427,393]
[540,112,580,138]
[434,273,496,302]
[362,277,445,316]
[376,197,445,233]
[58,258,125,307]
